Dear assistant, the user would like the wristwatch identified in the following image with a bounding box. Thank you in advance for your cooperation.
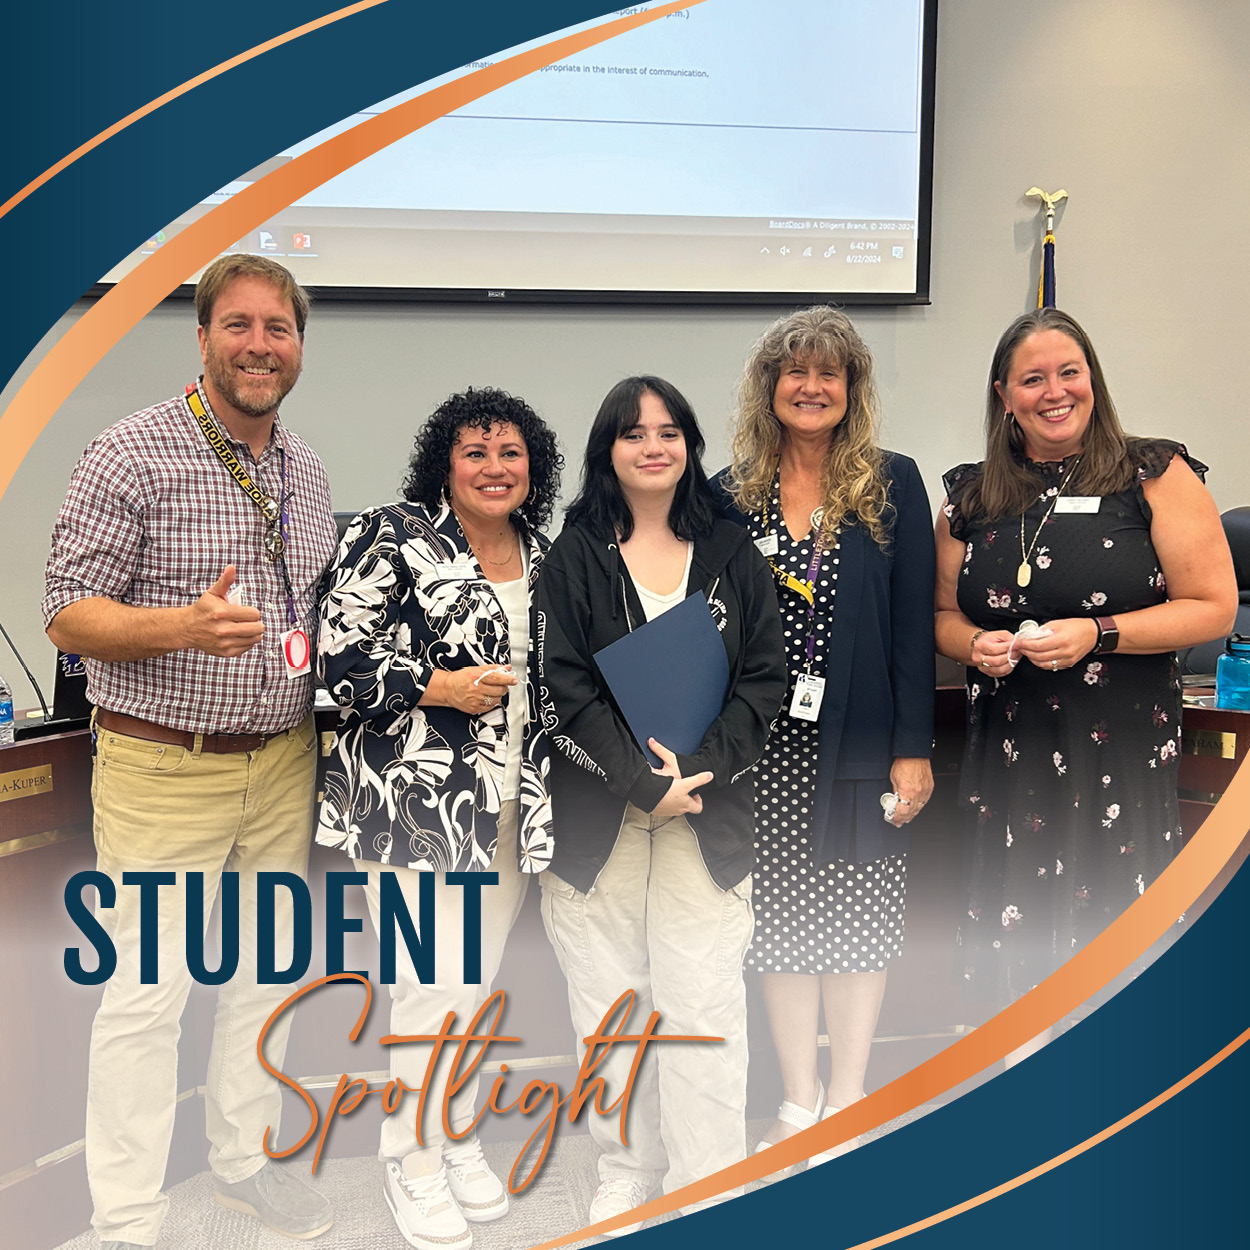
[1093,616,1120,654]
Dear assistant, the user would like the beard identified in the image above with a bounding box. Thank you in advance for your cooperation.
[203,337,301,418]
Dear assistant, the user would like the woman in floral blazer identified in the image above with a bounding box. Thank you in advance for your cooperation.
[316,388,562,1249]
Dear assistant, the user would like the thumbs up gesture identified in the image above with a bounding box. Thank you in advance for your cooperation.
[183,565,264,657]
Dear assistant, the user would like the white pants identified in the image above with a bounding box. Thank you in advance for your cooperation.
[357,800,528,1159]
[87,716,317,1245]
[540,807,753,1200]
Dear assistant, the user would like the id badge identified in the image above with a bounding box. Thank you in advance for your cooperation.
[281,627,312,679]
[434,560,475,579]
[755,533,779,558]
[789,672,825,721]
[1054,496,1101,514]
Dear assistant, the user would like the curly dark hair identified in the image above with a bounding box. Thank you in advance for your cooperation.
[400,387,563,530]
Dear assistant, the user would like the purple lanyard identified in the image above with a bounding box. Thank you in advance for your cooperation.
[274,447,298,628]
[802,541,823,673]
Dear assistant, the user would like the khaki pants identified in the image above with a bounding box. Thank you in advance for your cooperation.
[356,800,528,1159]
[540,808,753,1202]
[86,715,317,1246]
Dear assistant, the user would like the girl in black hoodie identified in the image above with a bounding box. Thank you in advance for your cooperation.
[535,376,786,1232]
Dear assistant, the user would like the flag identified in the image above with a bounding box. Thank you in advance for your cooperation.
[1038,229,1056,307]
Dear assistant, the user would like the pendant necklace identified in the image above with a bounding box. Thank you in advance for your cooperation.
[1017,457,1081,588]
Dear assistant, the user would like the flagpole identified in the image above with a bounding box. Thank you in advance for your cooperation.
[1025,186,1067,308]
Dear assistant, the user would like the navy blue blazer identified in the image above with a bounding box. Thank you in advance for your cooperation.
[713,451,936,861]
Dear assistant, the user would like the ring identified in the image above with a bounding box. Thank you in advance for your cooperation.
[1051,660,1058,670]
[898,797,912,806]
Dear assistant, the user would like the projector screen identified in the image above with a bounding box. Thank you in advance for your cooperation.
[101,0,937,306]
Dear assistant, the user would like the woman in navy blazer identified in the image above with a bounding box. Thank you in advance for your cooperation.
[715,306,935,1168]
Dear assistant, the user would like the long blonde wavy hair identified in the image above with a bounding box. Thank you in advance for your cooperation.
[725,306,892,548]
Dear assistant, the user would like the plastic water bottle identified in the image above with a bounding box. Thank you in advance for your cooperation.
[0,672,14,746]
[1215,634,1250,711]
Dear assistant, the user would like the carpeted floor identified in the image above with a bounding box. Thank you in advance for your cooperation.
[54,1109,934,1249]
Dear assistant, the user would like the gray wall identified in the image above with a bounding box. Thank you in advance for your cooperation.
[3,0,1249,696]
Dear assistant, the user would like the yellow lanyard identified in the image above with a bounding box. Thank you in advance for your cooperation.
[185,387,279,523]
[760,496,817,607]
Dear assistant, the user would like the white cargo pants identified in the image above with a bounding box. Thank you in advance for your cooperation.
[540,806,753,1203]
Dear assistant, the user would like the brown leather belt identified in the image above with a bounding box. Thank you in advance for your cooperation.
[95,708,284,754]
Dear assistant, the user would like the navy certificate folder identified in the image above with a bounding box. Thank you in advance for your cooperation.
[592,590,730,768]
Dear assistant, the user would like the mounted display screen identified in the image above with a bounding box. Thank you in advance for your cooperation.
[101,0,938,306]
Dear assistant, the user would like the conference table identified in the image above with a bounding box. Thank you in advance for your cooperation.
[2,694,1247,1248]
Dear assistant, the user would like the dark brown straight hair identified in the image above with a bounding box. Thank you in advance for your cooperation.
[962,308,1135,522]
[565,375,716,543]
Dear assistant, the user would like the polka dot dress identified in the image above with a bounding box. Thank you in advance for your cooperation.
[745,490,907,974]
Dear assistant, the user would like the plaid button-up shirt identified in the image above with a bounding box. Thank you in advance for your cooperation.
[43,381,337,734]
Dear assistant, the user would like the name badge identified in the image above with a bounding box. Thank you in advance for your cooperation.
[755,534,779,558]
[1054,496,1101,514]
[281,627,312,679]
[789,672,825,721]
[433,561,476,579]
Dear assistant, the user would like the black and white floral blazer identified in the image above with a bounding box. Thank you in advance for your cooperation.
[315,500,553,872]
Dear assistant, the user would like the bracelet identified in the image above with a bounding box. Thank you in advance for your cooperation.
[969,629,987,661]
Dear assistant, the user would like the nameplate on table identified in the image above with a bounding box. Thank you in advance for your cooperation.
[1181,729,1236,760]
[0,763,55,804]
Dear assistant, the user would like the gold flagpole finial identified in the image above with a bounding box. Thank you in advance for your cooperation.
[1026,187,1068,234]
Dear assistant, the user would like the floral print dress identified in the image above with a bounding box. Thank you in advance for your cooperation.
[944,440,1201,1003]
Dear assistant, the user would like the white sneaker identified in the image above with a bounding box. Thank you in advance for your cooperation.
[682,1192,741,1217]
[384,1149,472,1250]
[442,1137,509,1222]
[588,1176,653,1239]
[807,1095,865,1168]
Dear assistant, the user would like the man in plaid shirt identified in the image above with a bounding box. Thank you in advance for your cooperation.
[44,255,337,1248]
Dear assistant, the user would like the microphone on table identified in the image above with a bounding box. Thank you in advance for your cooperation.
[0,617,91,740]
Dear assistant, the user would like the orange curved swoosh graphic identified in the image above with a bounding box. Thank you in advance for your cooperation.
[844,1021,1250,1249]
[538,753,1250,1243]
[0,0,700,501]
[0,0,389,224]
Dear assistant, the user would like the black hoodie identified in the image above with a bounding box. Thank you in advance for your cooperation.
[534,516,787,892]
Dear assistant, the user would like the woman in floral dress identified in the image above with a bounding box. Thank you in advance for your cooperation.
[317,388,562,1249]
[935,308,1235,1057]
